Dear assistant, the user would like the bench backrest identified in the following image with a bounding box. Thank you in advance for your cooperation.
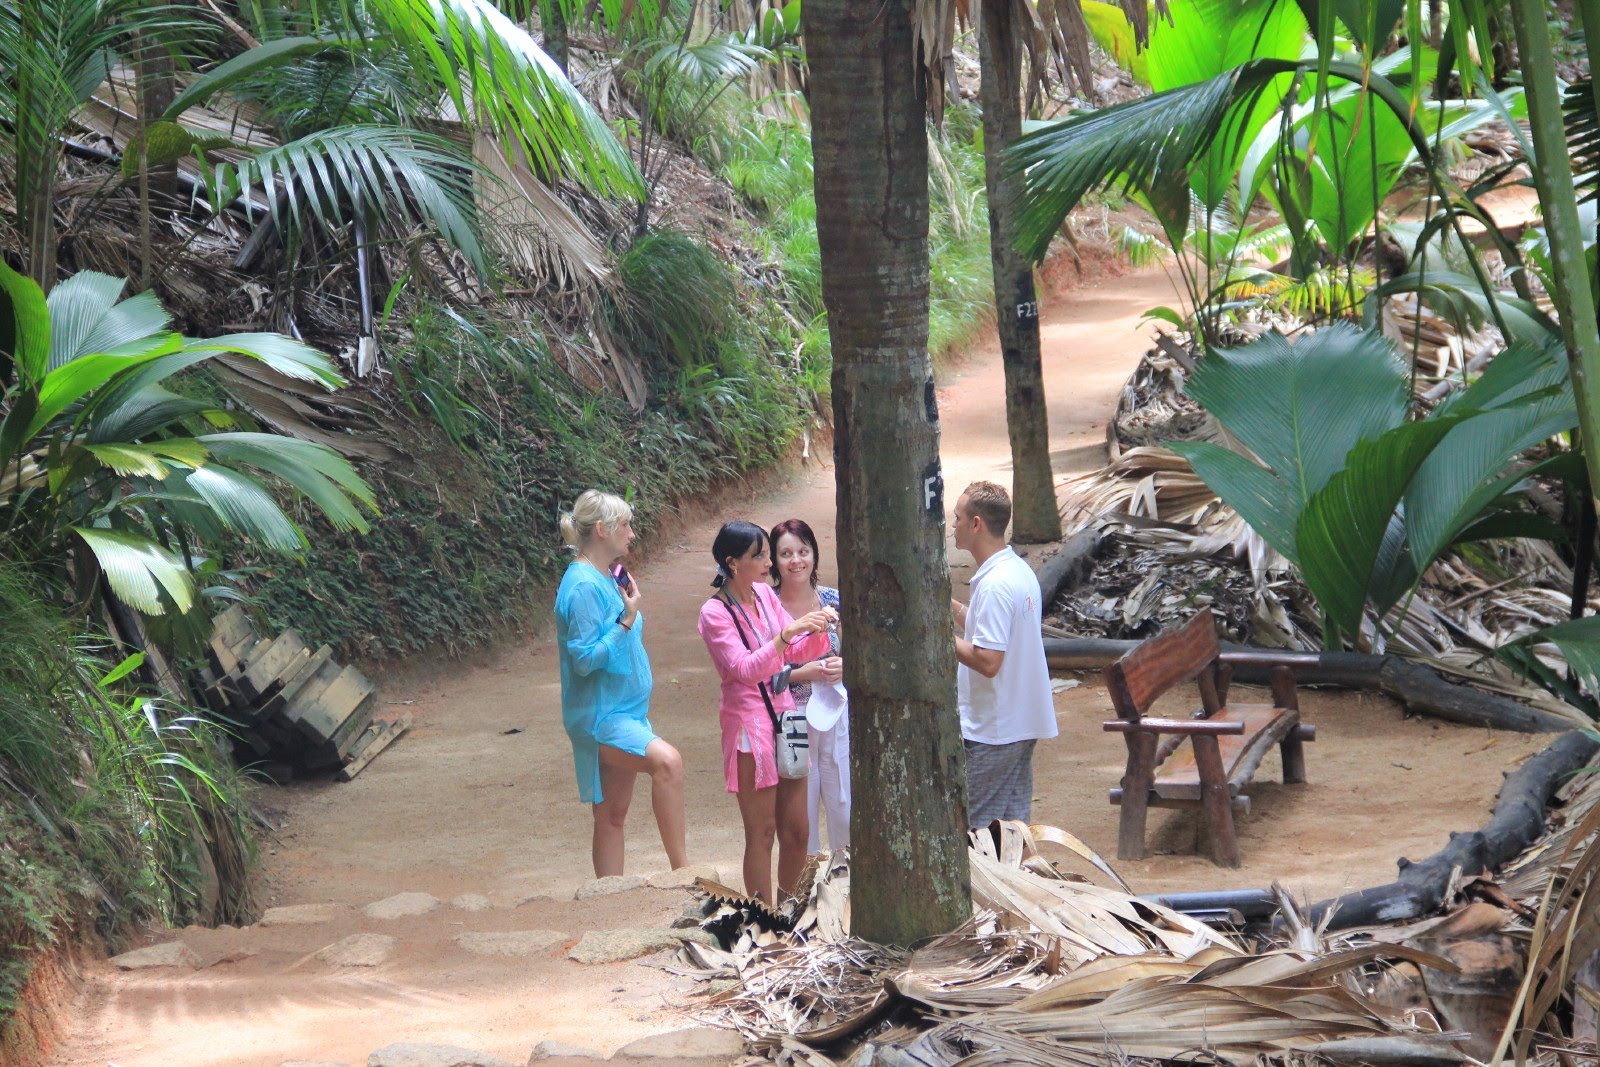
[1104,609,1221,721]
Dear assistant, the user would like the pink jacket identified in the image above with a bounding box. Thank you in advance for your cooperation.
[697,584,831,792]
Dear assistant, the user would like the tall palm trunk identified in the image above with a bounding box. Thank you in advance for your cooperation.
[978,1,1061,544]
[1507,0,1600,500]
[807,0,972,946]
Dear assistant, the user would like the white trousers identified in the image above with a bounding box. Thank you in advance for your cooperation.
[807,715,851,853]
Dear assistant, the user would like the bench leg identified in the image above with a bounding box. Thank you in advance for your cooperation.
[1280,733,1307,784]
[1271,666,1307,785]
[1117,732,1156,861]
[1192,735,1241,868]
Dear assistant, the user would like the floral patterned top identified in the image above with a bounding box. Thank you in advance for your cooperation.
[787,585,841,708]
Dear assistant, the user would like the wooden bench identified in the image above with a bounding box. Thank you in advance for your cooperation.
[1102,609,1316,868]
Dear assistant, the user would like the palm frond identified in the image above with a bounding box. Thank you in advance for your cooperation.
[71,526,195,614]
[162,35,349,120]
[642,33,772,84]
[178,464,308,553]
[1116,225,1171,268]
[45,272,170,371]
[198,432,375,533]
[1006,60,1293,260]
[373,0,644,199]
[210,124,488,277]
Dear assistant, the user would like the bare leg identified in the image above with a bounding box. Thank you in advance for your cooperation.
[598,740,688,871]
[775,775,810,898]
[735,753,778,904]
[591,759,635,877]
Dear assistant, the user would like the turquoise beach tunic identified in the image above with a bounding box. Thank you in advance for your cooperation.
[554,561,657,803]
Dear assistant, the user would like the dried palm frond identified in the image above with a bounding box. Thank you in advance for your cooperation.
[1059,446,1217,531]
[471,133,617,314]
[684,823,1478,1065]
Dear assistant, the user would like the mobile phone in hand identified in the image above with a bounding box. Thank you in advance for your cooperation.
[612,562,631,590]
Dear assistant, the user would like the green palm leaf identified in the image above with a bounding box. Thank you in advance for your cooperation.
[1182,323,1409,508]
[0,260,51,386]
[72,527,195,614]
[1006,61,1290,260]
[178,333,342,387]
[373,0,644,199]
[199,432,375,533]
[45,271,171,371]
[83,440,208,478]
[211,125,488,277]
[642,34,772,84]
[163,35,349,120]
[1498,616,1600,718]
[1403,340,1577,575]
[180,465,308,553]
[1296,416,1464,641]
[1173,440,1303,561]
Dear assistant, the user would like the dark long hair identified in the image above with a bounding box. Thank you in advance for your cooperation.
[769,518,820,587]
[710,520,768,588]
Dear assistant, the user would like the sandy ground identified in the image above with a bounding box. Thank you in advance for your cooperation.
[46,264,1549,1067]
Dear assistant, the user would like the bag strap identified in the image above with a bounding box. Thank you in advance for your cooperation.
[718,592,783,735]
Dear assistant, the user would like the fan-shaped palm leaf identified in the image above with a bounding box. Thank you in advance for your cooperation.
[199,433,375,533]
[209,125,488,277]
[179,464,308,553]
[45,272,171,371]
[71,527,196,614]
[642,33,773,83]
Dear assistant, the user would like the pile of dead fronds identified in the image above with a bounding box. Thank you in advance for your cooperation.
[671,822,1582,1066]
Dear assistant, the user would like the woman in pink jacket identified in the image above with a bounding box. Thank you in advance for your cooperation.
[697,520,835,904]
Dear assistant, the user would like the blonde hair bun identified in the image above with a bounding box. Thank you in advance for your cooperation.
[561,489,633,550]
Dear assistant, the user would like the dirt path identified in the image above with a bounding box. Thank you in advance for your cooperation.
[47,265,1547,1067]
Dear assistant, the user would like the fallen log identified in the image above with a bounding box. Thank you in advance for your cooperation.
[1043,638,1580,734]
[1306,729,1600,932]
[1031,527,1106,606]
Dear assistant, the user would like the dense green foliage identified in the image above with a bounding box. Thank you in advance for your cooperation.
[0,567,253,1017]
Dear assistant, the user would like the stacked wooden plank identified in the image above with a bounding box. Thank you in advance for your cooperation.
[195,606,409,781]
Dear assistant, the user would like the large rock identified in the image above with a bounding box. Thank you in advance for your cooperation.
[452,893,492,913]
[613,1028,746,1059]
[573,875,644,900]
[316,933,397,967]
[452,930,566,958]
[260,903,342,926]
[110,941,200,970]
[526,1040,605,1061]
[567,928,712,965]
[367,1044,518,1067]
[643,866,721,890]
[364,892,441,920]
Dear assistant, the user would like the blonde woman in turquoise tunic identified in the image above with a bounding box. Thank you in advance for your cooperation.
[555,490,688,877]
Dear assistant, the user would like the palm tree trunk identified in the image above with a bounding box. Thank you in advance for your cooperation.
[807,0,972,946]
[1507,0,1600,501]
[978,0,1061,544]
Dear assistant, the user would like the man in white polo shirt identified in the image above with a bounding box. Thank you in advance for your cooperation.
[950,480,1057,830]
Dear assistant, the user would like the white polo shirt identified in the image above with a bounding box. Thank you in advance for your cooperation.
[958,546,1058,745]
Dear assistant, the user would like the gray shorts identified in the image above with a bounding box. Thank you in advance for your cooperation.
[964,738,1037,830]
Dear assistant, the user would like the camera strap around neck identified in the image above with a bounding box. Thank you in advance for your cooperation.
[719,590,782,736]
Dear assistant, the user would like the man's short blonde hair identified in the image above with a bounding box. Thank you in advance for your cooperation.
[962,481,1011,538]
